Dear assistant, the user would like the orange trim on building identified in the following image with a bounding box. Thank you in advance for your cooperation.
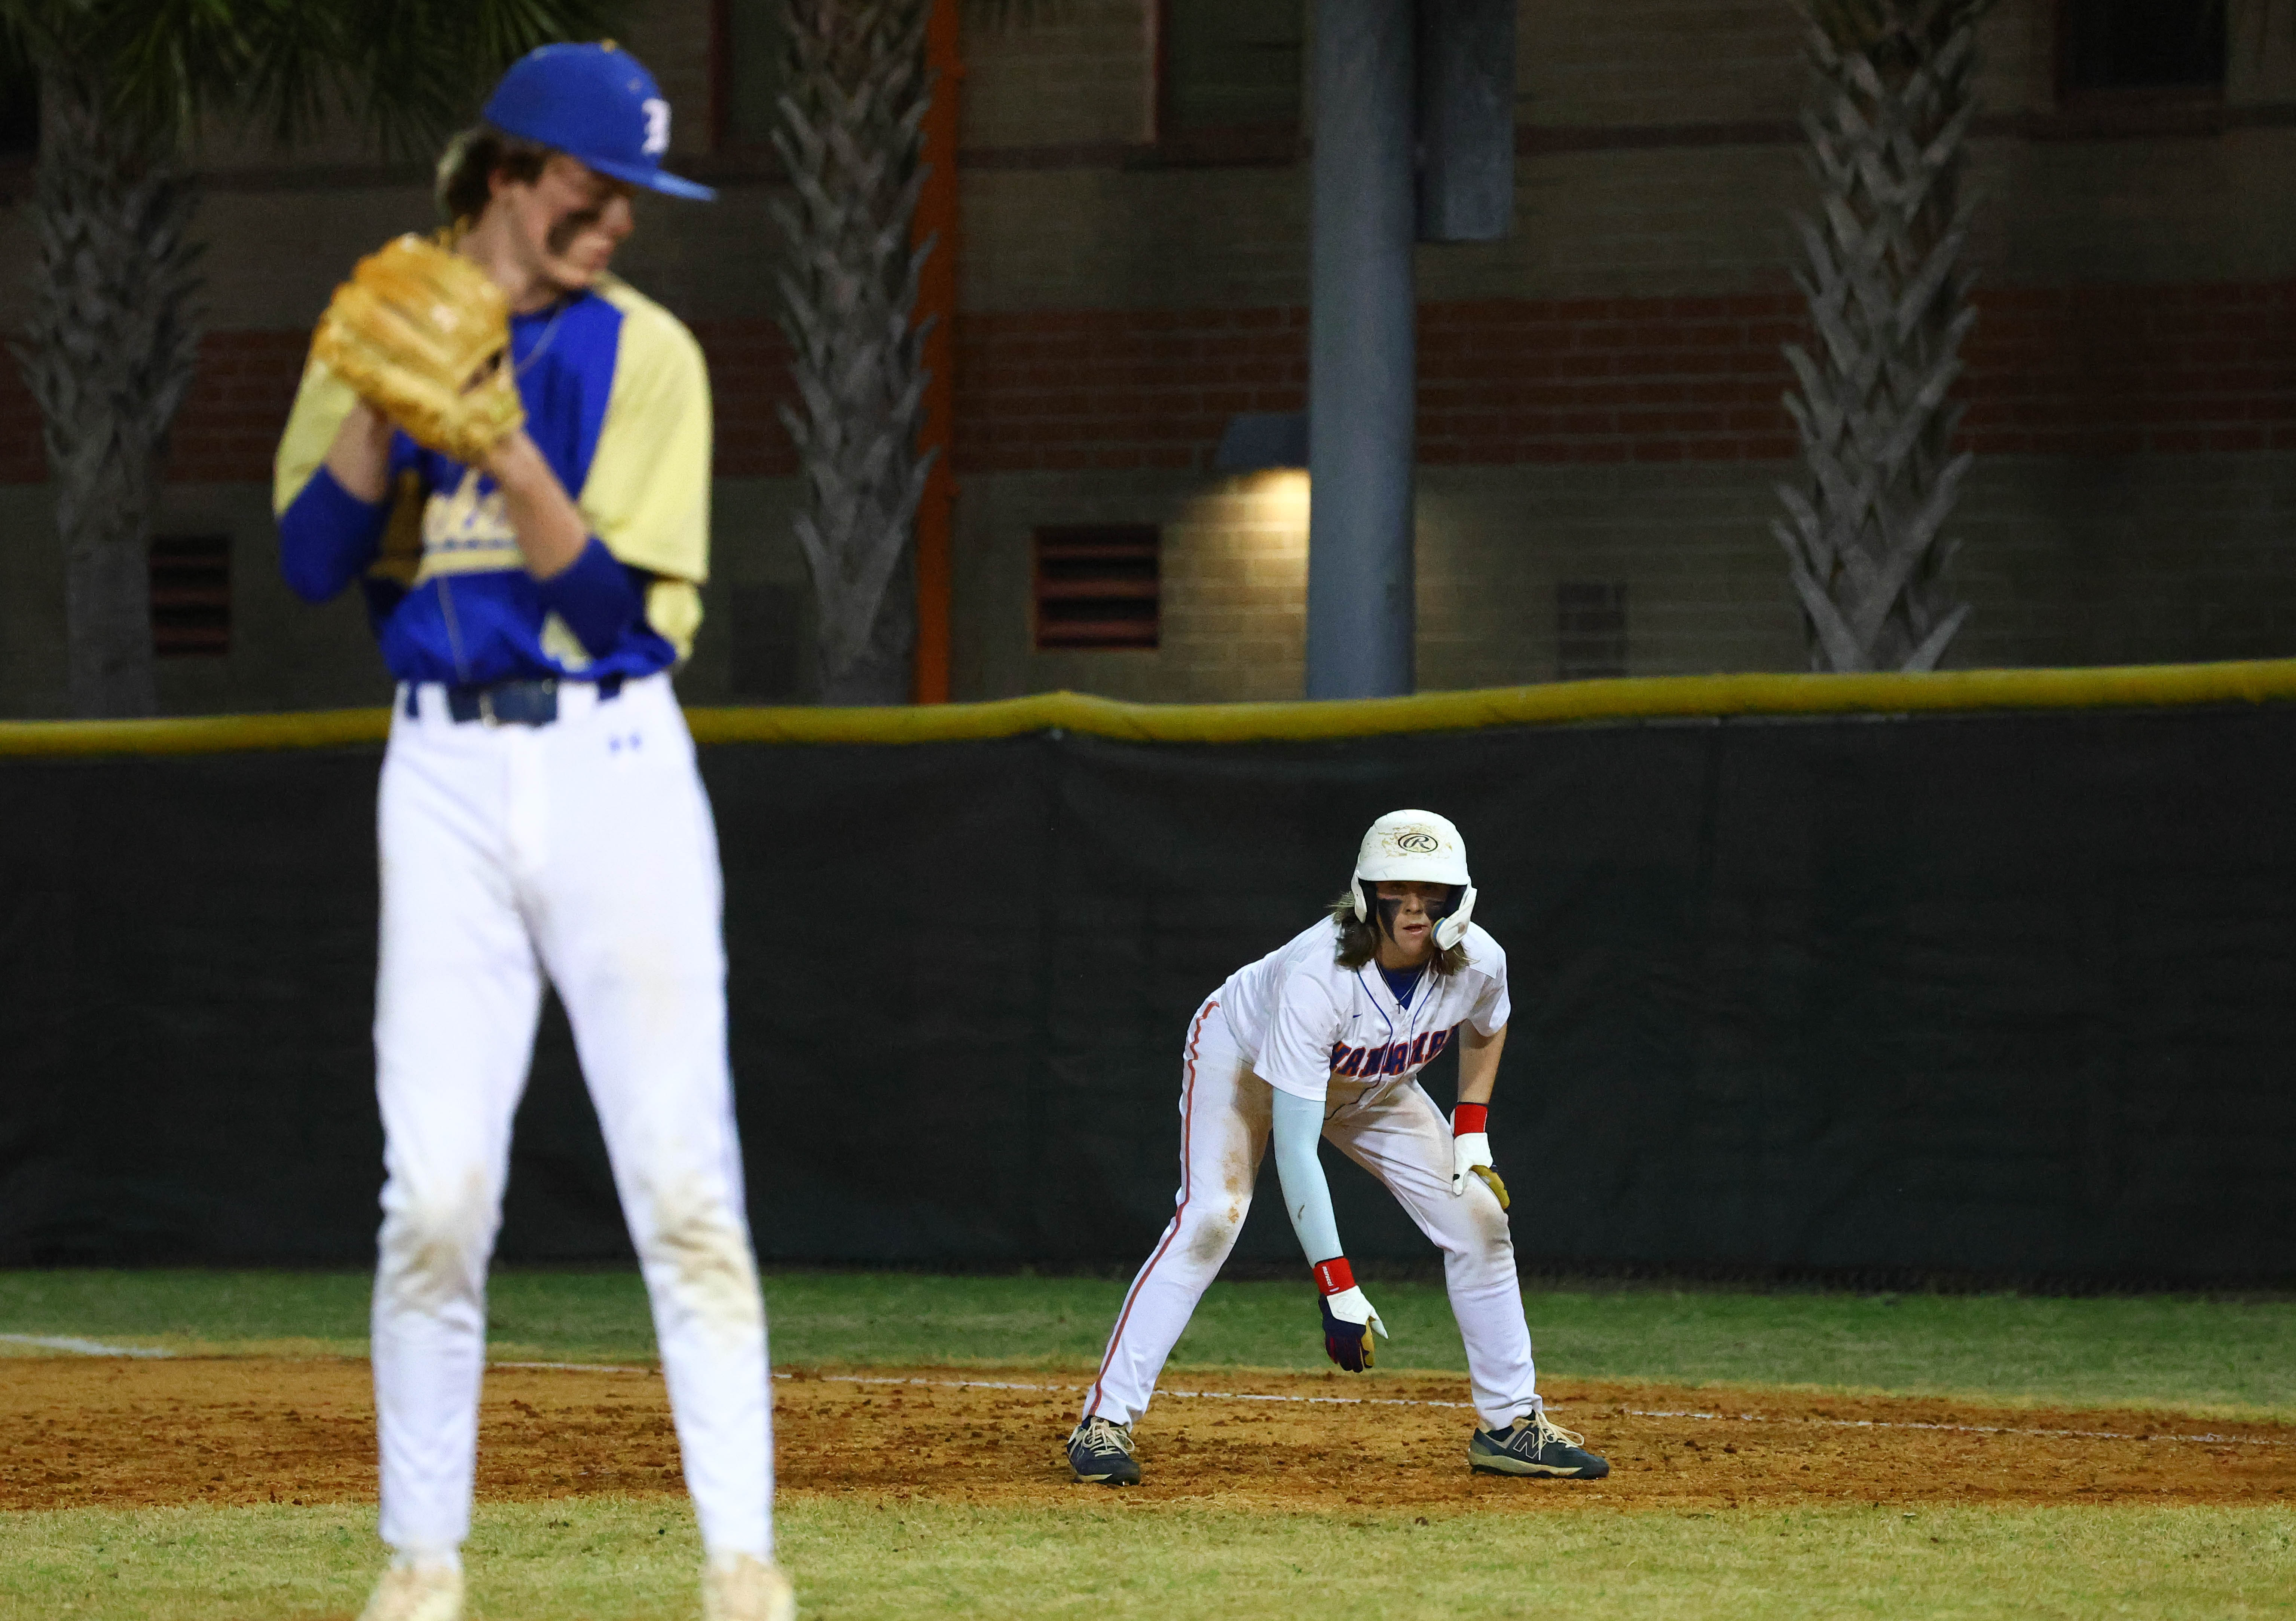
[910,0,964,704]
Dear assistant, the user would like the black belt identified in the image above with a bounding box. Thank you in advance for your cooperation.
[405,675,624,726]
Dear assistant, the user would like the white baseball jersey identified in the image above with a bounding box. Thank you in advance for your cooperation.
[1217,918,1511,1102]
[1086,919,1540,1432]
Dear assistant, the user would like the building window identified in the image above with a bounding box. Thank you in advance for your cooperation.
[730,581,805,700]
[1158,0,1305,158]
[150,535,230,658]
[1556,581,1626,681]
[715,0,789,152]
[2061,0,2226,95]
[1033,525,1160,651]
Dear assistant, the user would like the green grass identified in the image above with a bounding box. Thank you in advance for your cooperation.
[6,1273,2294,1620]
[4,1498,2293,1621]
[4,1270,2294,1416]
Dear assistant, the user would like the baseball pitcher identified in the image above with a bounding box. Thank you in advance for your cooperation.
[272,43,790,1621]
[1066,810,1609,1486]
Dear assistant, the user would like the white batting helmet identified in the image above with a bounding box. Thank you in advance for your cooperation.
[1350,809,1478,950]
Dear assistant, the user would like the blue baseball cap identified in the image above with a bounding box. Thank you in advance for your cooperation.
[482,41,716,201]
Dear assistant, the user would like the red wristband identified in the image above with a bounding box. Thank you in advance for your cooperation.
[1453,1104,1488,1136]
[1311,1257,1355,1296]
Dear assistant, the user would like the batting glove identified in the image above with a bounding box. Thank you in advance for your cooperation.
[1312,1257,1387,1372]
[1451,1104,1510,1209]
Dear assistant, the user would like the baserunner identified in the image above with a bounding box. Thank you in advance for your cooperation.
[1066,810,1608,1486]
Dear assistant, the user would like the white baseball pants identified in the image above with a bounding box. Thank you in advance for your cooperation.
[370,674,772,1559]
[1085,997,1540,1431]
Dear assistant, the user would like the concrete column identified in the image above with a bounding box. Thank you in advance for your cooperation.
[1305,0,1416,700]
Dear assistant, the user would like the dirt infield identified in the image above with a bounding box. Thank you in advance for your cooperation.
[4,1358,2289,1515]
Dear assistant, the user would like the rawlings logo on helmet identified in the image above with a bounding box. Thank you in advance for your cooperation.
[1351,809,1479,950]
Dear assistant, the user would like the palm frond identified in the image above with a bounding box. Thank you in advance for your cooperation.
[1803,0,1996,69]
[6,0,624,157]
[316,0,626,156]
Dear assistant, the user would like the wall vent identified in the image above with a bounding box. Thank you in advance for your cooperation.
[1034,524,1161,651]
[1556,581,1626,681]
[151,534,231,658]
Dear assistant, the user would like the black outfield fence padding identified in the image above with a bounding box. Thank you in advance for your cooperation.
[3,666,2294,1285]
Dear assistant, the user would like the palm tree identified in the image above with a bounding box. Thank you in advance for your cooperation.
[1773,0,1990,674]
[1,0,617,718]
[770,0,1061,705]
[772,0,936,706]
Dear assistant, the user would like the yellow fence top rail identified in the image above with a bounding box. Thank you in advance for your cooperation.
[4,657,2296,758]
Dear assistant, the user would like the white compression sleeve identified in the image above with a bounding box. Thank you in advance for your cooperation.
[1271,1090,1343,1263]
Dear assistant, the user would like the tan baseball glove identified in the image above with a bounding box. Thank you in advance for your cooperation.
[311,234,524,467]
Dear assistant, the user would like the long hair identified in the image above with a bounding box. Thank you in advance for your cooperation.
[1328,890,1468,976]
[435,125,555,228]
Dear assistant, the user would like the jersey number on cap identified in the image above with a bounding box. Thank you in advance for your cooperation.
[642,98,671,156]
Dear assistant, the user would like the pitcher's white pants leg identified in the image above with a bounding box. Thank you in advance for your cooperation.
[1084,999,1268,1426]
[372,711,541,1555]
[372,677,771,1559]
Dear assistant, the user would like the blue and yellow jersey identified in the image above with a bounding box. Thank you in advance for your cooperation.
[274,275,711,685]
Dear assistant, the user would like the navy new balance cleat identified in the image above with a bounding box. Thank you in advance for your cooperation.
[1468,1411,1610,1478]
[1065,1415,1142,1485]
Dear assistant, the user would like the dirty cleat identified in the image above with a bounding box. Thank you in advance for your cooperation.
[356,1563,464,1621]
[1468,1410,1611,1478]
[1065,1414,1142,1485]
[703,1553,797,1621]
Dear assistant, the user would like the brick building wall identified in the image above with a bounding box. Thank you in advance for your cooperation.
[0,0,2291,715]
[944,0,2296,700]
[950,283,2296,473]
[41,281,2289,491]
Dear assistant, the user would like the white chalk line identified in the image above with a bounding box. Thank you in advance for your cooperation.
[0,1332,173,1359]
[481,1368,2296,1452]
[756,1371,2295,1450]
[15,1339,2285,1451]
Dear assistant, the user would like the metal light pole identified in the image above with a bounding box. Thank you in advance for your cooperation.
[1305,0,1418,700]
[1304,0,1513,700]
